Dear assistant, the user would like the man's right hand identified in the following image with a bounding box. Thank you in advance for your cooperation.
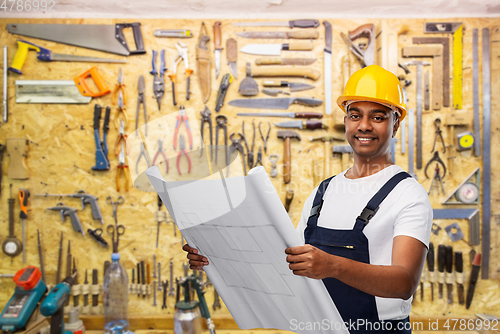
[182,244,209,270]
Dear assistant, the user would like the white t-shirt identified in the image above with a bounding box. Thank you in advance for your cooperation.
[296,165,433,321]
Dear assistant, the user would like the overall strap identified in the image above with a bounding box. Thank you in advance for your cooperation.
[354,171,411,231]
[307,176,335,227]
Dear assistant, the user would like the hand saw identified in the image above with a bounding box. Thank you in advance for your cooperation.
[7,23,146,56]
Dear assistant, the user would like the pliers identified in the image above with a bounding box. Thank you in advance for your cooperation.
[169,42,193,105]
[112,67,127,105]
[114,119,128,156]
[215,115,228,166]
[258,121,271,153]
[173,106,192,150]
[150,50,166,110]
[153,138,169,175]
[136,142,151,175]
[227,132,247,177]
[136,75,147,136]
[200,106,213,159]
[113,90,128,130]
[176,135,191,175]
[242,120,255,169]
[431,118,446,153]
[116,142,130,192]
[424,151,446,179]
[254,147,263,167]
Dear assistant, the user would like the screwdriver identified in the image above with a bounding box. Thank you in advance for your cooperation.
[18,188,30,263]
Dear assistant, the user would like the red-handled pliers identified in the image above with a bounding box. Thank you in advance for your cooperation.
[173,106,192,150]
[153,138,169,175]
[177,135,191,175]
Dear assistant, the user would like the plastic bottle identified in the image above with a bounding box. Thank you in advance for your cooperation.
[103,253,130,334]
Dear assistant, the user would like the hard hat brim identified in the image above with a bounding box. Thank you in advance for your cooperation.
[337,95,407,121]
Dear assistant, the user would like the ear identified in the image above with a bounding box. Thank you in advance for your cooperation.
[392,117,400,138]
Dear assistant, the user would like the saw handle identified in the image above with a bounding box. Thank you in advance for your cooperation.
[115,22,146,55]
[348,23,375,40]
[74,67,111,97]
[9,40,42,74]
[285,41,314,51]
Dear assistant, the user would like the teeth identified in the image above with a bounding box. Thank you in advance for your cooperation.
[358,138,373,142]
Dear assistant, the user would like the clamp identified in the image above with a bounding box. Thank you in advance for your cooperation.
[114,119,128,156]
[112,67,127,106]
[200,107,213,160]
[116,142,130,192]
[176,135,191,175]
[136,75,147,136]
[173,106,192,150]
[215,115,228,166]
[431,118,446,153]
[169,42,193,105]
[150,50,166,110]
[424,151,447,179]
[227,132,247,177]
[153,138,169,175]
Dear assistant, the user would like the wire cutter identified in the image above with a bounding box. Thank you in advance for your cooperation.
[176,135,191,175]
[431,118,446,153]
[153,138,169,175]
[116,142,130,192]
[150,50,166,110]
[173,106,192,150]
[112,67,127,105]
[200,106,213,159]
[136,75,147,136]
[113,90,128,130]
[169,42,193,105]
[425,151,447,179]
[136,142,151,175]
[114,119,128,156]
[227,132,247,177]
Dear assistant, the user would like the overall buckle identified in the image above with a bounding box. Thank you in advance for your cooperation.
[357,206,379,224]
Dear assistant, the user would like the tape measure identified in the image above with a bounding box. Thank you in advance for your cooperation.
[456,182,479,203]
[457,131,474,151]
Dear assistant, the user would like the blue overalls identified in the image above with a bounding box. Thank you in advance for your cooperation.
[305,172,412,334]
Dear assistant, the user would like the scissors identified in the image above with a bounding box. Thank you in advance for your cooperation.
[106,196,125,252]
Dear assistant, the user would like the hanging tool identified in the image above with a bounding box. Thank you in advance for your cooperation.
[112,67,127,105]
[262,89,290,97]
[152,138,169,175]
[445,222,464,241]
[155,195,167,248]
[153,255,157,279]
[323,21,332,115]
[117,142,130,192]
[10,39,127,75]
[310,136,345,179]
[213,289,221,311]
[136,263,141,297]
[277,130,301,184]
[169,262,175,297]
[141,260,146,298]
[154,29,193,38]
[215,115,228,167]
[258,121,271,154]
[8,22,146,56]
[174,106,193,150]
[113,91,128,131]
[472,29,480,156]
[214,22,222,79]
[37,230,46,283]
[0,267,47,332]
[215,74,233,113]
[227,133,247,177]
[455,251,465,305]
[3,185,22,258]
[18,189,30,263]
[245,63,320,81]
[238,30,319,39]
[427,242,435,301]
[64,241,72,307]
[263,80,314,92]
[136,75,147,136]
[242,121,256,169]
[332,145,353,171]
[196,22,211,104]
[47,203,85,236]
[402,61,429,170]
[153,281,157,306]
[92,104,111,171]
[442,168,480,205]
[241,41,314,56]
[135,142,151,175]
[162,280,168,309]
[269,155,279,178]
[106,196,125,253]
[238,63,259,96]
[87,228,109,249]
[114,119,128,156]
[427,164,445,196]
[424,71,430,110]
[256,58,316,66]
[276,120,328,130]
[437,244,446,299]
[229,97,323,110]
[481,27,491,279]
[83,270,89,308]
[35,190,104,224]
[424,151,446,179]
[466,253,481,309]
[56,233,63,284]
[151,50,166,110]
[0,144,5,194]
[3,45,7,123]
[6,138,29,180]
[431,118,446,153]
[433,208,480,246]
[200,107,213,160]
[445,245,454,304]
[254,147,263,167]
[158,262,162,291]
[177,135,192,175]
[226,38,238,78]
[73,258,79,307]
[234,19,319,28]
[457,132,474,151]
[170,42,192,103]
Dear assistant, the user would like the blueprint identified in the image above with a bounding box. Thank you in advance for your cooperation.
[146,166,347,334]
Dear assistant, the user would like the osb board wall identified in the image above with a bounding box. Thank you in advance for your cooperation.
[0,17,499,322]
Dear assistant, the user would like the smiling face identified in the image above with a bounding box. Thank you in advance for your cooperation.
[344,101,400,164]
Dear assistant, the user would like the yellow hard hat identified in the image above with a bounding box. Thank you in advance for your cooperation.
[337,65,407,121]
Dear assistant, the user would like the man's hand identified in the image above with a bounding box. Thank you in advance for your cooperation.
[182,244,209,270]
[285,245,336,280]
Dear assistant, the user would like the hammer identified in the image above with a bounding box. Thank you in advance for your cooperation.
[310,135,346,178]
[277,130,301,184]
[332,145,353,171]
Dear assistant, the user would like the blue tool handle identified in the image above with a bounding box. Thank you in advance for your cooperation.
[160,50,166,73]
[150,50,157,75]
[40,282,71,317]
[92,129,109,171]
[93,104,102,130]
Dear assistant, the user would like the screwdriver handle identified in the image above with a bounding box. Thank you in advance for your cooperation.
[445,245,453,274]
[437,244,446,272]
[19,188,30,219]
[427,242,435,271]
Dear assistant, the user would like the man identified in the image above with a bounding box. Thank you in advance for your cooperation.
[184,65,432,333]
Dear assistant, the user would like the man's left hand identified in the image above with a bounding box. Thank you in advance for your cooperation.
[285,245,335,279]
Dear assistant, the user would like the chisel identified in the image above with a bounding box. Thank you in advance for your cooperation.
[455,251,465,305]
[37,230,46,283]
[3,45,7,123]
[466,253,481,309]
[56,232,63,284]
[427,242,435,301]
[445,245,454,304]
[83,269,89,307]
[141,260,146,298]
[437,244,446,299]
[73,258,79,307]
[92,269,98,307]
[137,263,141,297]
[65,240,72,306]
